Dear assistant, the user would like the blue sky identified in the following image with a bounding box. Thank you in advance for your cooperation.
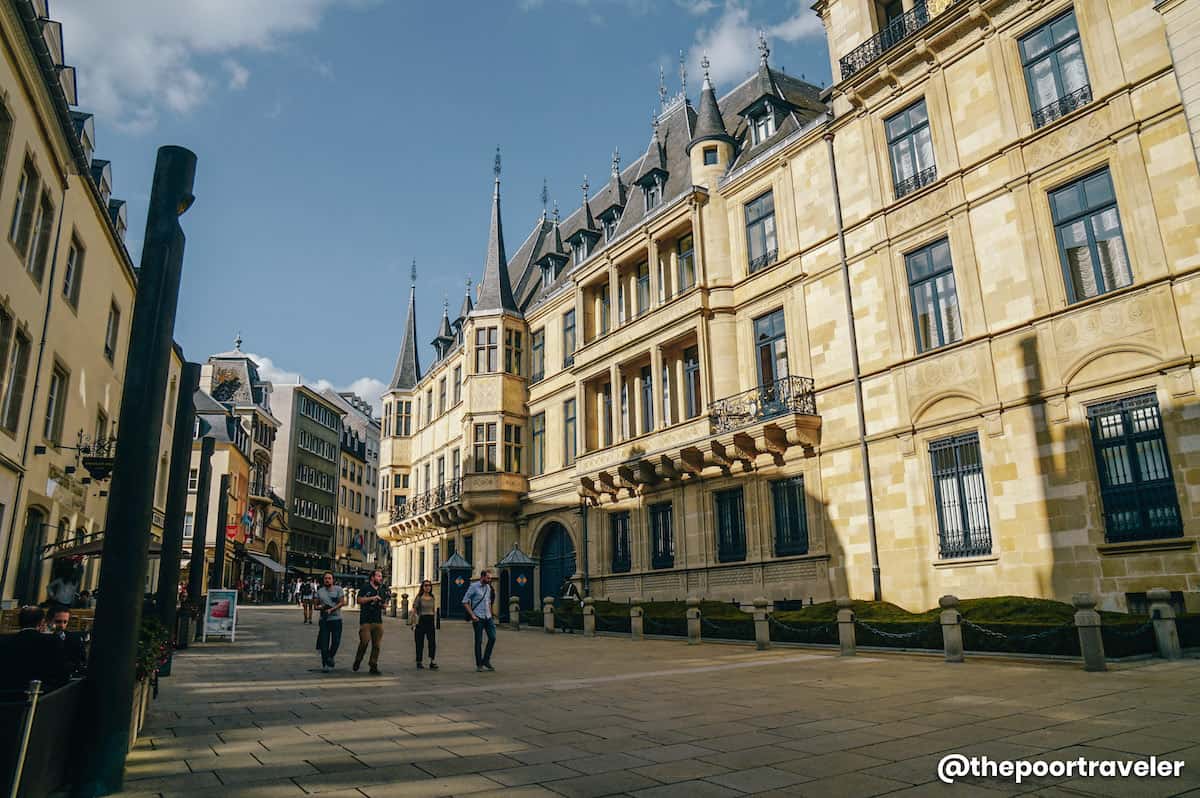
[56,0,832,408]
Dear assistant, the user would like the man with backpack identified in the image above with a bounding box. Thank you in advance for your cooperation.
[462,569,497,672]
[300,578,315,624]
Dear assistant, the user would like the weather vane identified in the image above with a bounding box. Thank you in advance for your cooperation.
[701,54,711,82]
[493,146,501,179]
[658,65,667,110]
[581,174,589,200]
[553,200,560,224]
[234,332,242,352]
[679,50,687,97]
[758,29,770,64]
[541,178,549,213]
[611,148,620,179]
[410,257,417,284]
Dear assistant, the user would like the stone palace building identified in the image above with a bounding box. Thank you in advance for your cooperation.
[378,0,1200,614]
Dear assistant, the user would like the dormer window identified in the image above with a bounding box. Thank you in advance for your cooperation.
[541,262,556,288]
[751,109,775,146]
[573,241,587,265]
[601,210,620,242]
[644,179,663,211]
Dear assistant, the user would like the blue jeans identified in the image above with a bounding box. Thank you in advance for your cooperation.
[317,617,342,666]
[472,618,496,667]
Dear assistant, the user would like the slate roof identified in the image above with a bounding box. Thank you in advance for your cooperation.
[208,350,273,413]
[473,174,518,313]
[389,286,422,390]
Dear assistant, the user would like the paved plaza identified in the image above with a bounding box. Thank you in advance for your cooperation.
[117,606,1200,797]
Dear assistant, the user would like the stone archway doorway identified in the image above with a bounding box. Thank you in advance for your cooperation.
[537,522,576,601]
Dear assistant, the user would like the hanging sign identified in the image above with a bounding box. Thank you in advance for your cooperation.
[203,588,238,642]
[225,524,238,540]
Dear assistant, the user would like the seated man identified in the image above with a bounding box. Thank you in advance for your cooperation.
[0,606,71,692]
[48,606,89,676]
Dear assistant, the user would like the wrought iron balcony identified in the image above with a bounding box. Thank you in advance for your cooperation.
[389,477,463,522]
[749,247,778,274]
[839,0,964,81]
[1032,84,1093,129]
[709,376,817,435]
[894,164,938,200]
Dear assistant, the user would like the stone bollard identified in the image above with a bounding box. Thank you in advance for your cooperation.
[1148,588,1181,660]
[630,597,644,640]
[509,596,521,631]
[400,593,409,620]
[836,598,856,657]
[543,596,555,633]
[940,595,964,663]
[686,597,702,645]
[1073,593,1107,672]
[752,597,770,650]
[582,597,596,637]
[390,594,398,618]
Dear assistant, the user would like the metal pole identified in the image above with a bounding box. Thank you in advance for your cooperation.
[579,500,590,597]
[825,130,882,602]
[79,146,196,797]
[154,359,200,675]
[209,474,230,591]
[9,680,41,798]
[184,436,215,644]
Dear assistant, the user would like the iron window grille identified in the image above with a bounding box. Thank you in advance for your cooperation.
[771,476,809,556]
[1050,168,1131,303]
[887,99,936,200]
[1020,10,1092,130]
[714,487,747,562]
[930,433,992,559]
[650,502,674,569]
[1087,394,1182,543]
[610,511,631,573]
[709,376,817,435]
[905,237,962,352]
[745,190,777,274]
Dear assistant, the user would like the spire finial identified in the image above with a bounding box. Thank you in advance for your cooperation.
[541,178,549,215]
[234,332,242,352]
[581,174,589,200]
[443,293,449,314]
[658,64,667,110]
[611,148,620,180]
[465,275,472,295]
[701,54,711,81]
[757,29,770,65]
[493,146,501,180]
[679,50,687,97]
[553,200,560,224]
[651,106,659,134]
[410,257,417,284]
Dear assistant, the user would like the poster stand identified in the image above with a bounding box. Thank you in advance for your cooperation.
[203,588,238,642]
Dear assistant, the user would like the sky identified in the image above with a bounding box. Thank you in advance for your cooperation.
[55,0,833,411]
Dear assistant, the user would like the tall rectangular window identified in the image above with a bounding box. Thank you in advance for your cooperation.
[619,378,630,439]
[684,346,701,419]
[425,389,433,424]
[661,362,672,427]
[771,476,809,556]
[649,502,674,569]
[1051,168,1131,303]
[419,547,425,583]
[602,382,613,447]
[62,237,84,309]
[0,103,11,184]
[504,329,523,375]
[906,238,962,352]
[432,543,441,581]
[398,401,412,436]
[183,511,194,540]
[677,234,695,292]
[599,283,610,335]
[503,423,522,473]
[437,456,445,488]
[639,365,654,433]
[530,329,545,382]
[610,511,631,573]
[438,377,447,415]
[8,158,38,255]
[754,309,789,389]
[452,366,462,404]
[452,448,460,482]
[1,330,31,433]
[43,364,68,444]
[930,433,992,559]
[714,487,746,562]
[563,399,577,465]
[745,190,777,272]
[26,192,53,283]
[1020,9,1091,129]
[1087,394,1182,542]
[188,468,199,492]
[463,534,473,566]
[886,99,936,199]
[636,262,650,315]
[562,310,576,367]
[104,302,120,362]
[473,423,497,472]
[530,413,545,476]
[475,327,498,373]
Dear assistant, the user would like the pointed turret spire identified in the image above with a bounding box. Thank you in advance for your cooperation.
[474,147,518,313]
[457,276,474,321]
[679,50,687,98]
[658,65,667,111]
[388,263,422,390]
[688,54,734,154]
[581,175,597,231]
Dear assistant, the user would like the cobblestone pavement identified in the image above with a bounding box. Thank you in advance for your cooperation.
[117,606,1200,797]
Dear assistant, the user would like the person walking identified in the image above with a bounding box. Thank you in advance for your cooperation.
[409,579,438,670]
[300,578,315,623]
[315,572,345,672]
[462,569,496,672]
[353,569,389,675]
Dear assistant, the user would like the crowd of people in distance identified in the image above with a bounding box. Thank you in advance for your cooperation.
[303,568,500,675]
[0,604,89,694]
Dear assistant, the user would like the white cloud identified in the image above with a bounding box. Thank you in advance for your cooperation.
[687,1,824,87]
[245,353,386,414]
[224,59,250,90]
[675,0,716,14]
[53,0,367,133]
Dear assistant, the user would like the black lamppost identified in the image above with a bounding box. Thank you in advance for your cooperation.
[78,145,197,797]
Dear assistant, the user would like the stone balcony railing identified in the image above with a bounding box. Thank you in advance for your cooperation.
[386,472,528,534]
[838,0,964,81]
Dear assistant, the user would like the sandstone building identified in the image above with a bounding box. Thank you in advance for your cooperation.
[379,0,1200,613]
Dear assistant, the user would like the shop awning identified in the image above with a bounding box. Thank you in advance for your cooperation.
[44,536,163,559]
[246,551,286,574]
